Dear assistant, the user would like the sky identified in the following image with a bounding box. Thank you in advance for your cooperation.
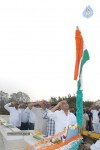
[0,0,100,101]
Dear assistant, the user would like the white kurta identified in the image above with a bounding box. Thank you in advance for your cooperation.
[25,107,36,123]
[47,110,77,134]
[4,103,21,127]
[91,109,100,133]
[20,108,29,123]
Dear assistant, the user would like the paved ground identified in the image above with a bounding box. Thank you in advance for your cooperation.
[0,115,9,121]
[0,134,5,150]
[0,115,9,150]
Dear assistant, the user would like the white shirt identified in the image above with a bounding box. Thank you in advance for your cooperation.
[20,108,29,123]
[91,140,100,150]
[83,113,89,130]
[91,109,100,123]
[4,103,21,127]
[25,107,36,124]
[47,110,77,134]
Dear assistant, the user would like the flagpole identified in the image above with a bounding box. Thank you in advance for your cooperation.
[76,87,83,128]
[76,26,79,30]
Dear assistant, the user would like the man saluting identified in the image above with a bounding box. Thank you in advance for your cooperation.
[4,101,21,129]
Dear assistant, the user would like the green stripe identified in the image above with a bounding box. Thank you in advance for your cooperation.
[77,49,90,90]
[79,49,90,75]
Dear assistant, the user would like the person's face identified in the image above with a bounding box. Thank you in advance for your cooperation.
[96,106,100,111]
[23,103,27,108]
[14,102,19,109]
[41,100,48,109]
[60,100,69,111]
[28,103,33,109]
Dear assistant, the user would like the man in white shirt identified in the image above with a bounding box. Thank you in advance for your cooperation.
[25,103,36,130]
[91,105,100,132]
[4,101,21,128]
[20,102,29,130]
[47,100,77,134]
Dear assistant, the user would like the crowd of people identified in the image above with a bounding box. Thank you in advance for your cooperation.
[83,105,100,133]
[4,100,77,136]
[4,100,100,136]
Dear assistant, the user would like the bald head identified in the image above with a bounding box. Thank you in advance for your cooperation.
[60,100,69,111]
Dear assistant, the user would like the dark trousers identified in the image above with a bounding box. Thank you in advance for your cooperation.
[88,121,93,131]
[17,126,21,130]
[28,122,34,130]
[20,122,28,130]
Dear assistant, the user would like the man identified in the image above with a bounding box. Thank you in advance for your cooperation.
[43,104,55,136]
[19,102,29,130]
[83,108,89,130]
[31,100,48,135]
[86,107,93,131]
[25,103,36,130]
[91,105,100,132]
[47,100,77,134]
[4,101,21,128]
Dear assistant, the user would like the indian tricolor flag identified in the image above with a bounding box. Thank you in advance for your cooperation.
[74,27,90,90]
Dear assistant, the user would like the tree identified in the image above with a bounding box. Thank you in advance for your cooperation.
[67,95,76,109]
[0,91,9,115]
[49,97,58,105]
[0,91,30,115]
[49,95,76,108]
[10,91,30,102]
[83,101,94,107]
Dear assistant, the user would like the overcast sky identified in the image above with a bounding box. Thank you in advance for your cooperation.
[0,0,100,101]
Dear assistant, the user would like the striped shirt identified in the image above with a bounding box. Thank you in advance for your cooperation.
[43,109,55,136]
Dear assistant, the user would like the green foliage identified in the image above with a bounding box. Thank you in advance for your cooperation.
[0,91,30,115]
[49,97,58,105]
[49,95,95,110]
[83,101,94,107]
[0,108,9,115]
[49,95,76,108]
[67,96,76,108]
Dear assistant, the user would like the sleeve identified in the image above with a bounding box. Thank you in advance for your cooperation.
[90,140,100,150]
[70,113,77,125]
[25,107,30,113]
[47,110,57,120]
[42,109,48,119]
[24,107,30,118]
[4,103,12,112]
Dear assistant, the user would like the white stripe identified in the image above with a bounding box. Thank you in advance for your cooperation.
[83,43,86,51]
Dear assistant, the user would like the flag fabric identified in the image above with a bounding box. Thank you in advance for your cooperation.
[74,27,90,89]
[74,28,83,81]
[74,27,90,128]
